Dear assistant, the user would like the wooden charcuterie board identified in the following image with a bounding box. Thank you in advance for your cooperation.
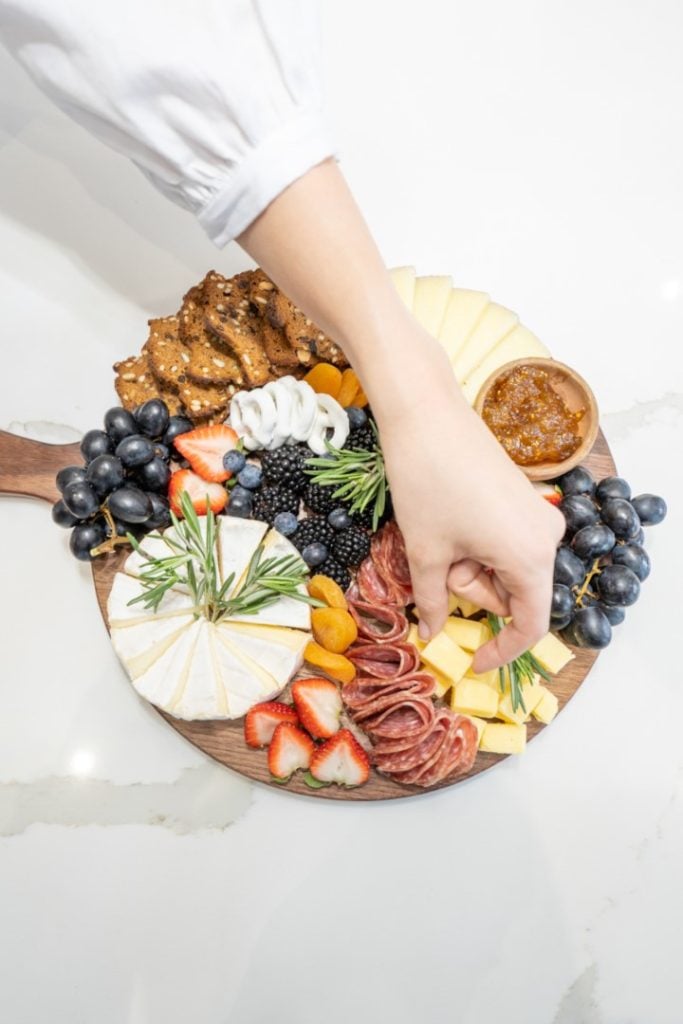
[0,427,616,800]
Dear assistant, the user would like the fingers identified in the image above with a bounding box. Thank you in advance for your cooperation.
[411,560,450,641]
[447,560,510,618]
[472,578,551,672]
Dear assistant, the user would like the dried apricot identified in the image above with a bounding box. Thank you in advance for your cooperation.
[303,363,343,399]
[304,642,356,684]
[308,574,348,610]
[336,368,361,407]
[311,607,358,654]
[354,387,369,408]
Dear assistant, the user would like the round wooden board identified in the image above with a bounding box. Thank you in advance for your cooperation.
[89,431,616,801]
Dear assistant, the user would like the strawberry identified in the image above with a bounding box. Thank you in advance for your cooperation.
[174,424,239,483]
[244,701,299,749]
[291,677,342,739]
[533,481,562,506]
[168,469,227,516]
[268,722,315,780]
[309,728,370,787]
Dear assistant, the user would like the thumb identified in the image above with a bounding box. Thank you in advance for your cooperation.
[411,560,450,641]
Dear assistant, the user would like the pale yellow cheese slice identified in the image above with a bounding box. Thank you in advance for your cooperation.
[210,628,281,719]
[452,302,519,383]
[389,266,416,311]
[107,572,197,628]
[216,621,307,687]
[460,325,550,404]
[438,289,490,362]
[480,722,527,754]
[172,621,227,720]
[133,620,201,711]
[412,275,452,337]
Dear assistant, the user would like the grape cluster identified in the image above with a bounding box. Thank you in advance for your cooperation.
[551,466,666,649]
[52,400,192,561]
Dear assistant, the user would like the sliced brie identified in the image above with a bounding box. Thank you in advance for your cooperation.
[452,302,519,383]
[107,572,196,628]
[438,289,490,362]
[216,517,268,595]
[389,265,416,311]
[133,620,201,710]
[172,621,227,720]
[111,614,195,678]
[412,275,452,337]
[217,621,307,686]
[210,627,281,718]
[228,528,311,629]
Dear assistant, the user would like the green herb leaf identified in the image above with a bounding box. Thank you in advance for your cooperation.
[304,435,388,532]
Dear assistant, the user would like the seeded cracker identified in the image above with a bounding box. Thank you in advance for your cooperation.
[266,288,347,367]
[247,269,302,371]
[179,279,244,387]
[114,352,181,414]
[144,315,189,391]
[203,270,272,386]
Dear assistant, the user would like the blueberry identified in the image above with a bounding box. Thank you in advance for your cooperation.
[328,507,353,531]
[223,449,246,474]
[230,485,253,502]
[80,429,113,463]
[226,492,253,518]
[134,399,170,439]
[345,406,368,429]
[273,511,299,536]
[237,464,262,489]
[301,542,328,567]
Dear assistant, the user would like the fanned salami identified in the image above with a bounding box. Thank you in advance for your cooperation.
[347,641,421,679]
[347,596,409,644]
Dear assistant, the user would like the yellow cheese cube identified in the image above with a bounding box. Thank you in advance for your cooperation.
[421,632,473,685]
[530,633,574,675]
[480,722,527,755]
[427,665,451,699]
[449,678,499,718]
[467,666,509,691]
[407,623,426,652]
[442,616,491,652]
[496,680,544,725]
[449,594,480,618]
[461,715,487,744]
[531,687,559,724]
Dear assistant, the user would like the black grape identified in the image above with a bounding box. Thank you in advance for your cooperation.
[115,434,156,468]
[553,546,586,587]
[162,415,193,448]
[571,523,616,561]
[135,457,171,493]
[557,466,595,497]
[596,564,640,606]
[69,520,107,561]
[51,499,80,528]
[80,429,113,463]
[611,543,650,581]
[146,493,172,531]
[134,399,170,439]
[107,486,153,524]
[85,453,125,497]
[572,606,612,649]
[599,498,641,540]
[104,406,138,444]
[631,493,667,526]
[551,584,574,621]
[62,480,100,519]
[56,465,87,493]
[560,495,599,535]
[596,602,626,625]
[596,476,631,503]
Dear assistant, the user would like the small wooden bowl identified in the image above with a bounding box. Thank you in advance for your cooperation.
[473,357,599,481]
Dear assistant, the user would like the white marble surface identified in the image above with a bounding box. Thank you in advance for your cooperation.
[1,2,682,1022]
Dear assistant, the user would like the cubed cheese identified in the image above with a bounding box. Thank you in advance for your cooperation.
[427,666,452,699]
[421,633,473,685]
[530,633,574,675]
[480,722,527,755]
[496,679,544,725]
[449,593,481,619]
[442,616,491,652]
[407,623,426,652]
[465,667,501,690]
[449,678,499,718]
[531,687,559,724]
[461,714,487,744]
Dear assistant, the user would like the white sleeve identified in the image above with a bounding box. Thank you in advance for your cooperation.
[0,0,337,246]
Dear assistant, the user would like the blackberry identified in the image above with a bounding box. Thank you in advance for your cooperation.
[302,481,339,516]
[260,444,308,493]
[316,557,351,592]
[344,423,377,453]
[332,526,371,567]
[291,516,335,553]
[251,484,299,525]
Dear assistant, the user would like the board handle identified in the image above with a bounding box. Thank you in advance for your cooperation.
[0,429,82,504]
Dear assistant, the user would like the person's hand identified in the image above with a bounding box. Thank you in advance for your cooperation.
[374,336,565,671]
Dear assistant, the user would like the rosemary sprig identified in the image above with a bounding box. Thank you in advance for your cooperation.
[304,424,388,531]
[127,491,321,620]
[486,613,551,714]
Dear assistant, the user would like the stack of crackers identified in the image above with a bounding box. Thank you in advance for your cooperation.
[114,269,347,423]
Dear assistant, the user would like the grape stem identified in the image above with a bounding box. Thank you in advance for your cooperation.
[574,557,602,607]
[89,504,129,558]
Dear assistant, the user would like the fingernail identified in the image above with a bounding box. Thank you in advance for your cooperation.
[418,622,430,641]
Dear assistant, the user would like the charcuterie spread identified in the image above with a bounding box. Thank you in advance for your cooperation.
[49,266,668,794]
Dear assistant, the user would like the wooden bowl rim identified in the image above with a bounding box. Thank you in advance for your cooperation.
[472,356,599,481]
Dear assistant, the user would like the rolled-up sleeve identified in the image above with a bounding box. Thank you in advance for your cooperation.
[0,0,337,245]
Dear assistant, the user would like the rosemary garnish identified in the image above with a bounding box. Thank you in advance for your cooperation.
[304,424,388,531]
[486,613,551,713]
[127,491,321,621]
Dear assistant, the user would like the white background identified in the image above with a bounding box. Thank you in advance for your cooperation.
[1,2,682,1022]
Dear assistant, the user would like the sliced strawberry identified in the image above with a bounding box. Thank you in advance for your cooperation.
[291,677,342,739]
[268,722,315,780]
[244,701,299,749]
[174,424,239,483]
[534,481,562,506]
[168,469,227,516]
[309,728,370,787]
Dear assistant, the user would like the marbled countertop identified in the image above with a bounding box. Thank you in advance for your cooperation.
[1,3,682,1022]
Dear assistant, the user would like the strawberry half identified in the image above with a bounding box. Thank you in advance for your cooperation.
[244,701,299,749]
[291,677,342,739]
[533,481,562,506]
[174,424,239,483]
[309,728,370,787]
[268,722,315,780]
[168,468,227,516]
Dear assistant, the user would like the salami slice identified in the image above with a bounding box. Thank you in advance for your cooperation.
[356,557,392,605]
[373,723,445,774]
[347,598,409,644]
[347,641,421,679]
